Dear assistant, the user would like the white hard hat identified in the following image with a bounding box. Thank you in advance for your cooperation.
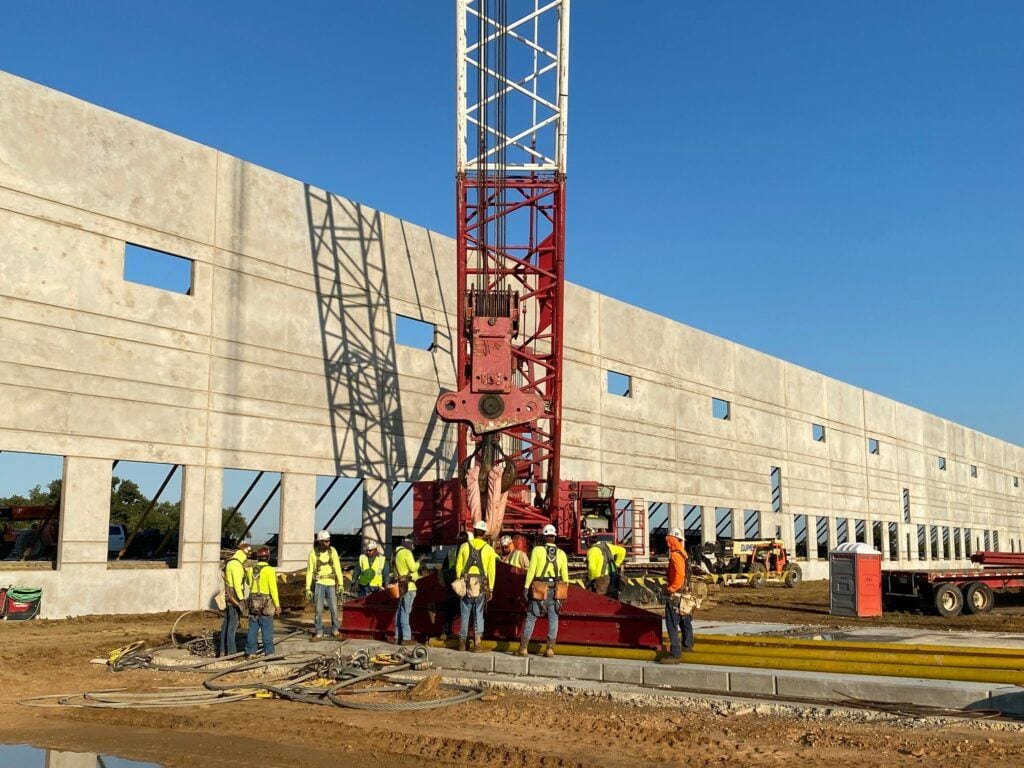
[473,520,488,533]
[316,530,331,542]
[366,540,379,551]
[668,527,683,539]
[499,535,513,546]
[542,524,557,537]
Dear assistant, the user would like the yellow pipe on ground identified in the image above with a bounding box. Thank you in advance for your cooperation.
[427,639,1024,686]
[696,633,1024,659]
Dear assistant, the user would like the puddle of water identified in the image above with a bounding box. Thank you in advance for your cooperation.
[0,744,159,767]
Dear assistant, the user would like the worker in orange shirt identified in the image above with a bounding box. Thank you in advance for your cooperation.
[659,527,695,663]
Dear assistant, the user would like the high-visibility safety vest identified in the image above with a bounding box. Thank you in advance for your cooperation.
[586,542,627,580]
[393,546,420,592]
[306,546,343,590]
[524,544,569,586]
[223,550,250,601]
[455,538,497,590]
[501,547,529,570]
[249,561,280,608]
[357,553,384,587]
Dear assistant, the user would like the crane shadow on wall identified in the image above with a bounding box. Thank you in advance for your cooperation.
[304,185,455,547]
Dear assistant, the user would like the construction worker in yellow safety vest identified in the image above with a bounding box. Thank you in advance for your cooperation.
[244,546,279,657]
[357,540,385,597]
[455,520,497,652]
[219,542,252,657]
[499,534,530,570]
[518,524,569,658]
[392,535,420,646]
[586,536,626,598]
[305,530,344,640]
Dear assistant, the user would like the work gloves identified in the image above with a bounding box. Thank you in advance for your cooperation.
[304,589,313,602]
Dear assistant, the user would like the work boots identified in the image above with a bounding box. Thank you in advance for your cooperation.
[544,642,555,658]
[471,638,486,653]
[515,639,529,657]
[458,638,467,652]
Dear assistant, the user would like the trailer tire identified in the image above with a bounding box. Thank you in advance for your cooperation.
[963,582,994,615]
[784,565,802,588]
[933,583,964,618]
[749,563,767,588]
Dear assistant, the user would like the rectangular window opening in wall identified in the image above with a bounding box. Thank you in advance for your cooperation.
[606,370,632,398]
[221,468,282,561]
[867,438,879,455]
[1015,476,1020,489]
[963,528,972,556]
[812,423,826,443]
[743,509,761,539]
[929,525,939,560]
[770,467,782,514]
[993,531,1000,552]
[395,315,435,350]
[107,460,183,569]
[970,465,978,478]
[854,519,866,544]
[123,243,194,295]
[683,505,702,541]
[902,488,911,524]
[984,530,991,551]
[942,527,951,560]
[954,527,962,560]
[917,525,927,560]
[836,518,849,545]
[794,514,808,559]
[712,397,731,420]
[313,475,366,545]
[888,522,899,560]
[714,508,733,541]
[938,456,946,471]
[646,501,671,554]
[815,516,829,559]
[872,521,883,553]
[0,450,66,569]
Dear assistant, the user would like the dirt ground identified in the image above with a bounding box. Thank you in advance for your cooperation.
[1,611,1024,767]
[699,579,1024,632]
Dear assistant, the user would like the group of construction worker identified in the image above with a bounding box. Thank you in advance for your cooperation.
[221,525,694,663]
[219,543,281,659]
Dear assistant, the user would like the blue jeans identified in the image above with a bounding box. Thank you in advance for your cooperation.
[395,590,416,642]
[245,615,275,656]
[459,595,485,641]
[665,597,694,656]
[521,586,559,644]
[357,584,381,598]
[219,604,240,656]
[314,583,339,636]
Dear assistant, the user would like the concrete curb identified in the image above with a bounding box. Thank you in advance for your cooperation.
[425,647,1024,716]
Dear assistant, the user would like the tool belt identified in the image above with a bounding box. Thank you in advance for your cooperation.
[668,591,697,617]
[247,593,275,617]
[530,579,568,601]
[452,545,488,599]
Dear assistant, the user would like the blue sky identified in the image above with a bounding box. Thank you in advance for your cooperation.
[1,2,1022,513]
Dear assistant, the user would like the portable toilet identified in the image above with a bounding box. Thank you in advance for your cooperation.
[829,542,882,617]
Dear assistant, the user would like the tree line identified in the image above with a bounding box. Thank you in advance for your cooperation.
[0,477,248,539]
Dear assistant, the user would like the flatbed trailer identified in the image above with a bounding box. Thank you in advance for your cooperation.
[883,567,1024,617]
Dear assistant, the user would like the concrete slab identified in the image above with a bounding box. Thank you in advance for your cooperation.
[602,661,645,685]
[528,656,603,681]
[986,686,1024,716]
[493,654,530,676]
[643,664,730,691]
